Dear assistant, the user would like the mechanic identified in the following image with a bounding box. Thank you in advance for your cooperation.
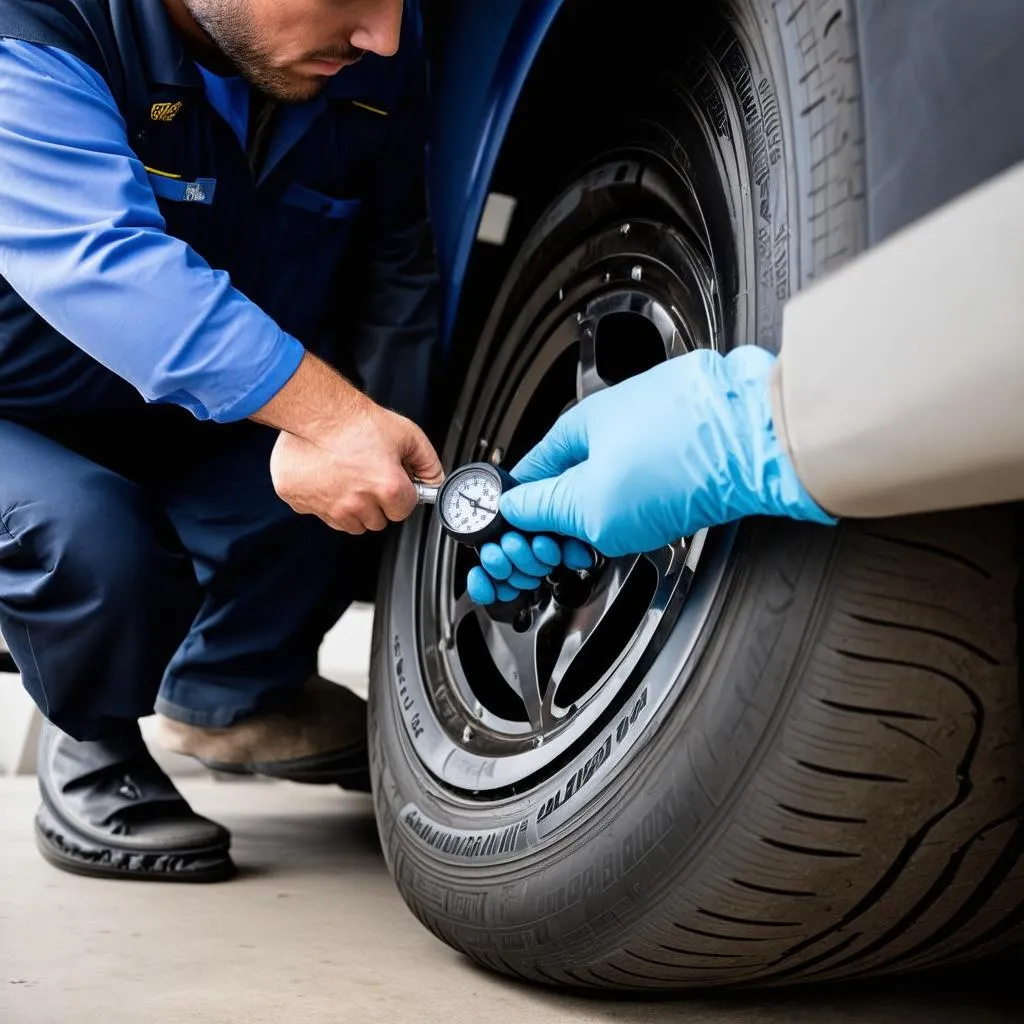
[0,0,443,882]
[467,160,1024,603]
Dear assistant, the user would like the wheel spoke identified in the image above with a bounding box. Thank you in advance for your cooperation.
[577,315,608,401]
[644,541,682,578]
[479,614,546,731]
[546,556,640,714]
[451,589,476,632]
[644,531,707,578]
[640,295,687,358]
[576,292,685,402]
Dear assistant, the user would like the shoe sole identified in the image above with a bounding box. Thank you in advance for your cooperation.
[35,802,235,884]
[199,747,371,792]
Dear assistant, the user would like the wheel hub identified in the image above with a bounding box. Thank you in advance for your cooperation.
[411,212,727,793]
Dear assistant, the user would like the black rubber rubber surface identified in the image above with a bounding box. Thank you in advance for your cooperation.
[370,0,1024,991]
[200,743,372,791]
[35,801,235,884]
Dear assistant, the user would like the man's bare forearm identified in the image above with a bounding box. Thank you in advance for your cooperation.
[772,160,1024,519]
[251,351,365,442]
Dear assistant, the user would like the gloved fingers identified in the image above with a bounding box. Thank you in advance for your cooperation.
[479,542,513,580]
[500,463,590,542]
[510,406,588,484]
[500,532,554,577]
[467,568,527,605]
[562,538,595,570]
[505,569,545,591]
[531,534,562,568]
[467,567,497,605]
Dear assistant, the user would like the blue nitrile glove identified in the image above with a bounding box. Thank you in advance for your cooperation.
[466,531,594,605]
[495,346,835,559]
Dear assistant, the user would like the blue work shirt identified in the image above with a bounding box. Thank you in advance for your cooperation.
[0,0,437,425]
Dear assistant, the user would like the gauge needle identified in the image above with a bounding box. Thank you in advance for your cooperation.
[459,490,498,516]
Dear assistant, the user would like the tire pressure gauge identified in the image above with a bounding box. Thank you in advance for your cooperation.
[417,462,595,621]
[416,462,531,620]
[415,462,517,545]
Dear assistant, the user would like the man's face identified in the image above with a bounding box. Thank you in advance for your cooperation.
[181,0,404,102]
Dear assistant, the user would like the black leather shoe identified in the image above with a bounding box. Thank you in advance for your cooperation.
[35,721,234,883]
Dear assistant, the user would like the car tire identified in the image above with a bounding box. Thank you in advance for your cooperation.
[369,0,1024,991]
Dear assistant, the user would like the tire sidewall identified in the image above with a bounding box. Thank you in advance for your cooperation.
[372,0,864,969]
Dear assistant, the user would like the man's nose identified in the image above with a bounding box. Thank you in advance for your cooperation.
[349,0,403,57]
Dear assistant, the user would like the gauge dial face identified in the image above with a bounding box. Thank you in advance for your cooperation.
[440,467,502,536]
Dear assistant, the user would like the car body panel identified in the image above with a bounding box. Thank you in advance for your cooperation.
[421,0,564,346]
[424,0,1024,351]
[855,0,1024,244]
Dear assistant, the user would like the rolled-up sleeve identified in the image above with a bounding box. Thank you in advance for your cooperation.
[0,40,304,422]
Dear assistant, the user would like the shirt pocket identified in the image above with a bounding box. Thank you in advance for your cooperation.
[282,183,361,220]
[147,172,218,206]
[246,184,364,350]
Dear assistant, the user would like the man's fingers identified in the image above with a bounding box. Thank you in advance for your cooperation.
[510,407,588,484]
[500,464,589,540]
[359,503,389,532]
[380,474,418,523]
[401,420,444,486]
[326,512,366,534]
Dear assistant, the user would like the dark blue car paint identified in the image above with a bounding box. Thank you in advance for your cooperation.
[423,0,564,347]
[426,0,1023,359]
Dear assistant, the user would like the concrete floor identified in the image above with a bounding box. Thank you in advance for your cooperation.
[0,778,1019,1024]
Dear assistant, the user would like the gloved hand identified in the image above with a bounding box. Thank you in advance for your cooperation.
[467,531,593,605]
[494,346,835,559]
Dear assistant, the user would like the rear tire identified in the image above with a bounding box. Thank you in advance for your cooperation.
[370,0,1024,990]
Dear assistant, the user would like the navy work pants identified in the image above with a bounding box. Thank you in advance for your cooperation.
[0,410,373,740]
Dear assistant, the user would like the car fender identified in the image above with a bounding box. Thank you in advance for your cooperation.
[423,0,564,346]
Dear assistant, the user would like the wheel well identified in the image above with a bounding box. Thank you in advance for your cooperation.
[444,0,726,377]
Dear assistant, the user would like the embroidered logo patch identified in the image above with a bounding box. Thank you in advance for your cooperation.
[150,101,183,122]
[183,181,209,203]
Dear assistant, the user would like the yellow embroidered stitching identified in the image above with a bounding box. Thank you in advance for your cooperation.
[350,100,388,117]
[144,166,182,180]
[150,101,183,122]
